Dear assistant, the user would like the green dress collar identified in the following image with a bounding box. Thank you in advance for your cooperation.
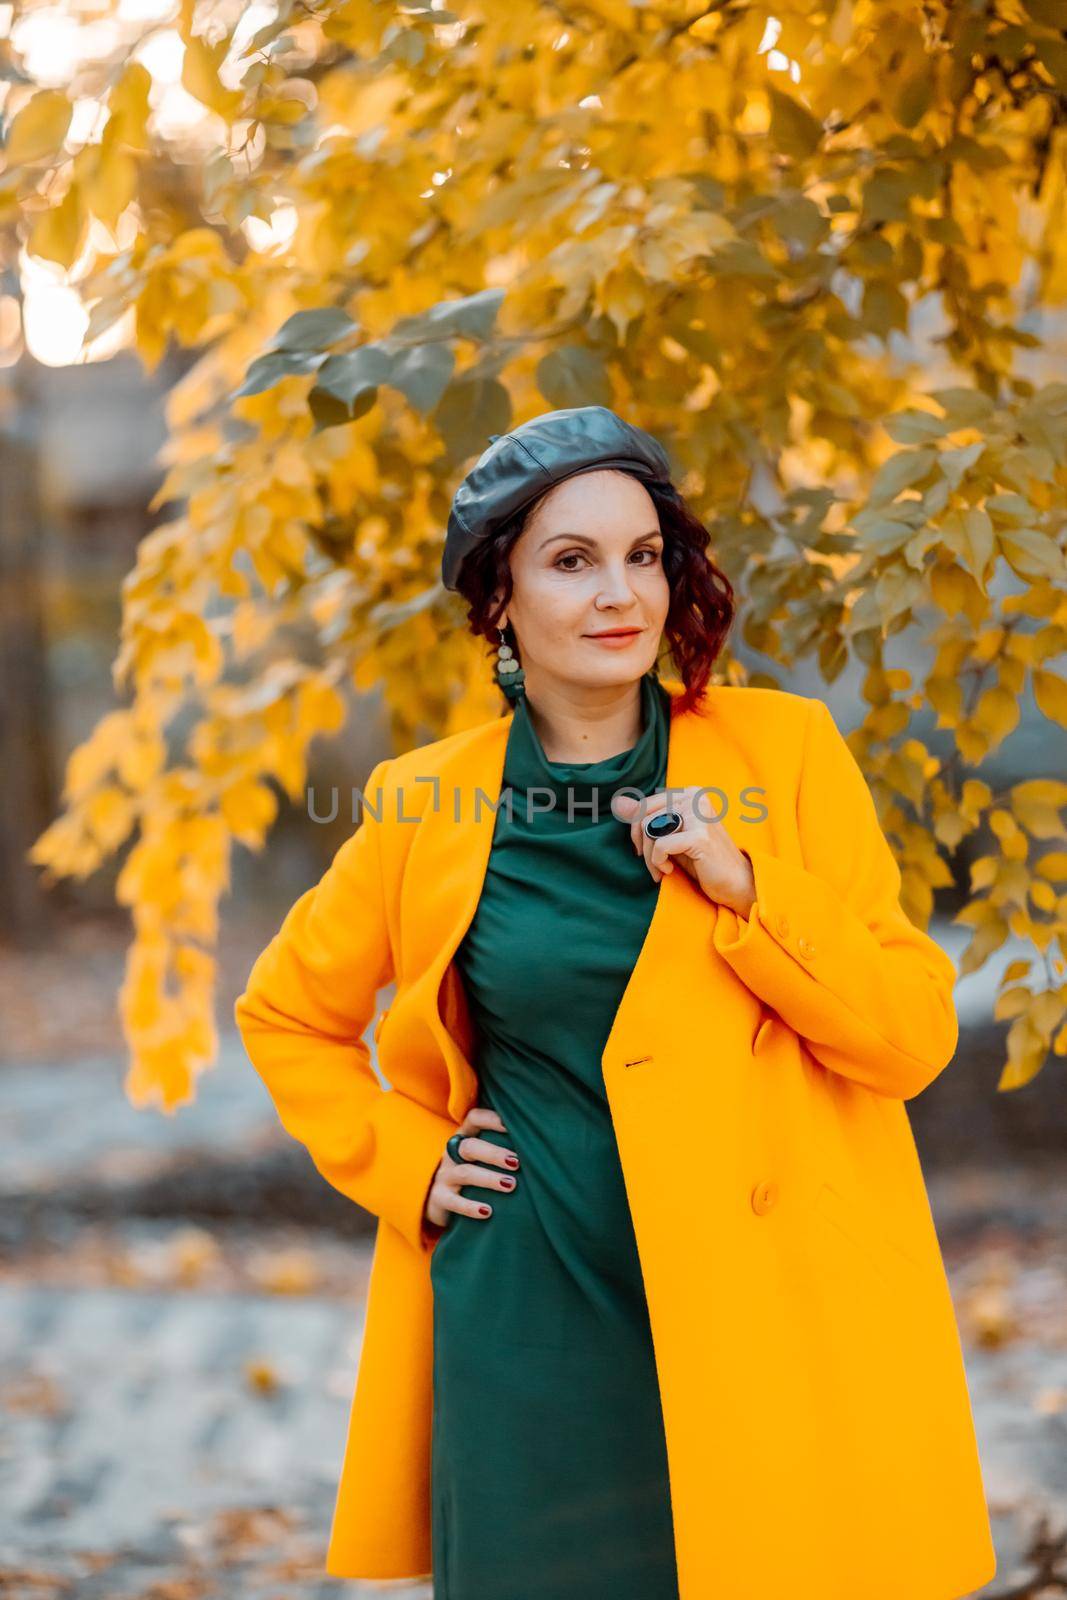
[501,669,670,831]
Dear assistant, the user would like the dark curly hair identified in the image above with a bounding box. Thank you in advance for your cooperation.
[451,475,734,716]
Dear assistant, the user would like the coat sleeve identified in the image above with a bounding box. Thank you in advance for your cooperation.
[710,697,959,1101]
[233,756,460,1253]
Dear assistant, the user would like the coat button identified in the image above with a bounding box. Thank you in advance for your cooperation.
[797,936,816,960]
[751,1180,778,1215]
[776,913,790,938]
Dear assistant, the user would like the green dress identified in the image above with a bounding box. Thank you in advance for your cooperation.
[429,668,680,1600]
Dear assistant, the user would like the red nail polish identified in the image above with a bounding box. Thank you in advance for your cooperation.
[504,1157,519,1168]
[501,1177,515,1189]
[478,1205,491,1216]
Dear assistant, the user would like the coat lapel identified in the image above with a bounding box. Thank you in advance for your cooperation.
[407,677,716,1121]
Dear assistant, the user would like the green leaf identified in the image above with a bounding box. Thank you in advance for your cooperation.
[271,306,357,352]
[939,441,985,489]
[883,408,947,444]
[770,192,828,250]
[986,493,1032,526]
[868,447,938,505]
[308,386,358,430]
[536,346,612,409]
[894,66,932,129]
[434,377,512,462]
[391,287,505,345]
[767,87,823,159]
[861,168,916,224]
[387,342,456,413]
[313,344,391,401]
[940,508,995,581]
[997,527,1067,582]
[235,348,324,398]
[862,280,909,338]
[851,516,921,553]
[706,238,781,279]
[876,565,925,625]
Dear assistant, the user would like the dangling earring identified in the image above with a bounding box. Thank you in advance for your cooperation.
[493,624,525,702]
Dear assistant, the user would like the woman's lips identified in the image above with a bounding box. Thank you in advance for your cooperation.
[585,629,643,648]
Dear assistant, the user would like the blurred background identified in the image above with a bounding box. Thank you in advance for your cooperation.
[3,0,1067,1596]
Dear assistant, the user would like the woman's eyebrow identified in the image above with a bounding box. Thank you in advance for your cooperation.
[536,529,663,551]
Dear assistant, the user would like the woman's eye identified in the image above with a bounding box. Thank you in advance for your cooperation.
[555,548,661,571]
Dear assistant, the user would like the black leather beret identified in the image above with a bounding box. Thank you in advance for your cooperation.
[441,405,680,591]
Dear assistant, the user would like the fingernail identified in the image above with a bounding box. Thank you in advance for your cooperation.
[478,1205,491,1216]
[500,1177,515,1189]
[504,1156,519,1168]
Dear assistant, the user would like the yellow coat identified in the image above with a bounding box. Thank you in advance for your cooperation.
[234,679,997,1600]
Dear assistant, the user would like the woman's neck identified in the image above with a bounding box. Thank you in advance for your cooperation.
[520,675,646,764]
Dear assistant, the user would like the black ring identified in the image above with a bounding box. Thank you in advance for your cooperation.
[446,1132,467,1165]
[643,810,683,840]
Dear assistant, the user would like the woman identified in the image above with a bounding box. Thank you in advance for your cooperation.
[235,407,997,1600]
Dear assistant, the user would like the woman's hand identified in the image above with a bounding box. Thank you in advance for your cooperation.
[612,786,757,916]
[422,1105,520,1238]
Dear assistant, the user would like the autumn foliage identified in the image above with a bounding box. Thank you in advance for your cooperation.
[2,0,1066,1105]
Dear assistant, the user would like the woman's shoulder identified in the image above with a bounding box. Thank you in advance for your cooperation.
[687,680,821,731]
[378,708,511,795]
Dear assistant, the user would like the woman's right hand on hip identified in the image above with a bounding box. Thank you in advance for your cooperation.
[423,1106,520,1231]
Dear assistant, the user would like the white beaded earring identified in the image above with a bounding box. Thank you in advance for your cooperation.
[493,625,525,702]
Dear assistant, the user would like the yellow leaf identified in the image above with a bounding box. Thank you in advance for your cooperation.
[993,984,1032,1022]
[929,564,976,618]
[169,1227,220,1285]
[968,1283,1018,1348]
[117,731,167,791]
[1034,668,1067,727]
[86,786,137,853]
[1036,852,1067,883]
[108,62,152,152]
[221,778,278,846]
[245,1359,280,1395]
[973,685,1020,746]
[969,855,998,891]
[182,35,244,120]
[1011,778,1067,807]
[251,1248,320,1295]
[296,678,346,737]
[5,89,72,165]
[1030,880,1057,911]
[81,139,137,231]
[28,184,86,269]
[597,263,646,343]
[998,1014,1048,1090]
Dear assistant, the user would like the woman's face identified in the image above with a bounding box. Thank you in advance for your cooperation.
[495,469,670,692]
